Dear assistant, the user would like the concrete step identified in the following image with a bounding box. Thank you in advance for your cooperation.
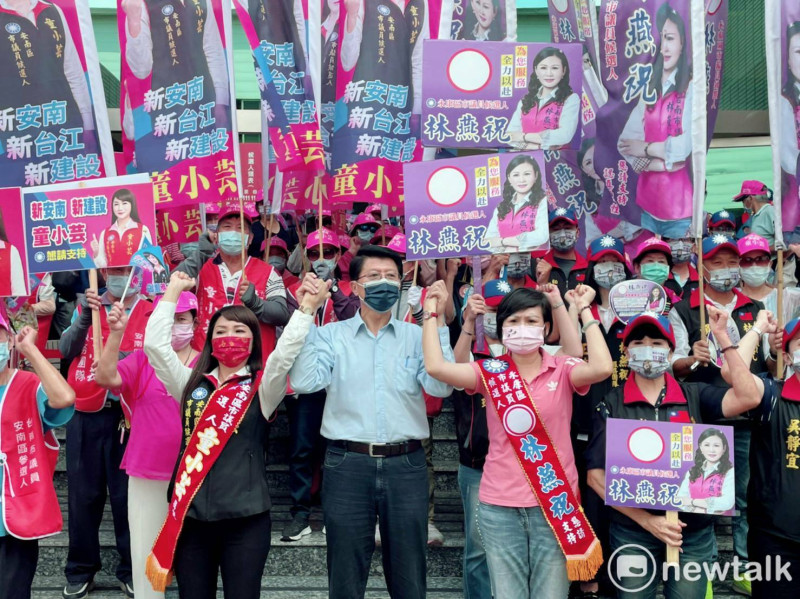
[31,575,466,598]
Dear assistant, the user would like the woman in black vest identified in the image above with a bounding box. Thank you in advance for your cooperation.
[143,271,330,599]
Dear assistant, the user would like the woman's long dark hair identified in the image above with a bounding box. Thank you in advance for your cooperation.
[783,22,800,108]
[578,137,603,207]
[646,2,690,102]
[180,305,263,408]
[461,0,503,41]
[495,288,552,343]
[520,47,573,115]
[688,428,733,483]
[649,286,663,303]
[496,155,545,221]
[110,188,141,225]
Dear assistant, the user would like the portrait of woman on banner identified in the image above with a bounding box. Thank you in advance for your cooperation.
[456,0,505,41]
[676,428,735,515]
[617,2,694,238]
[505,47,579,151]
[0,208,27,297]
[483,154,549,252]
[92,188,153,268]
[0,0,98,185]
[780,20,800,235]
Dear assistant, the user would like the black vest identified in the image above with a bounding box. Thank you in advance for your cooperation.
[672,291,766,387]
[169,375,271,521]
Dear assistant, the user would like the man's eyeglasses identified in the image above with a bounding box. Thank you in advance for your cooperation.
[740,256,771,267]
[307,247,338,261]
[358,272,401,283]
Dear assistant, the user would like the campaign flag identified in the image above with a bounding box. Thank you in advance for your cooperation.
[404,151,550,260]
[421,41,583,150]
[130,239,170,295]
[547,0,600,77]
[766,0,800,243]
[605,419,735,516]
[23,174,157,273]
[240,142,265,202]
[0,0,115,188]
[233,0,324,173]
[594,0,727,237]
[156,204,203,246]
[328,0,452,211]
[0,188,30,297]
[449,0,516,42]
[118,0,241,206]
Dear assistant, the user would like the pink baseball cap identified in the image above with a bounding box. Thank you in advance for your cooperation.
[386,233,407,255]
[366,203,384,217]
[218,201,259,223]
[350,213,379,233]
[737,233,770,256]
[733,180,770,202]
[267,237,289,255]
[632,237,673,265]
[337,231,351,250]
[306,228,340,250]
[154,291,198,314]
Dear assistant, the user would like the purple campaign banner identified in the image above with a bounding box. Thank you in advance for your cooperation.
[404,151,550,260]
[595,0,727,234]
[775,1,800,233]
[421,41,583,150]
[605,418,735,516]
[547,0,600,76]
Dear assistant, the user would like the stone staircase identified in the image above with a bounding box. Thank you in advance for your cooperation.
[32,399,746,598]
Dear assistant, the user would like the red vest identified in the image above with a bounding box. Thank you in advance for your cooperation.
[287,280,352,326]
[105,226,145,266]
[194,258,278,359]
[67,299,152,412]
[0,244,11,297]
[0,370,62,539]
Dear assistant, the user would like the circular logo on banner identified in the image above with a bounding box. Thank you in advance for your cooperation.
[627,427,665,463]
[191,387,209,401]
[377,4,390,15]
[482,359,508,374]
[162,4,174,15]
[446,49,492,93]
[609,280,667,324]
[426,166,469,207]
[5,23,21,34]
[550,0,570,13]
[34,252,45,263]
[503,405,536,436]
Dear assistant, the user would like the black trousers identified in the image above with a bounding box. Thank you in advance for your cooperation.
[286,390,326,517]
[749,527,800,599]
[0,535,38,599]
[64,405,132,584]
[174,511,272,599]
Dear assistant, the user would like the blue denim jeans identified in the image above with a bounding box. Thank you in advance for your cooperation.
[640,212,693,239]
[457,465,491,599]
[322,445,428,599]
[732,425,750,562]
[609,518,716,599]
[477,502,570,599]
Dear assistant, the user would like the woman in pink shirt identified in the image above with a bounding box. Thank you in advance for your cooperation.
[95,292,200,599]
[422,283,613,599]
[484,155,549,253]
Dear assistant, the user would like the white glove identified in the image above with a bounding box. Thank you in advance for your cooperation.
[407,285,423,312]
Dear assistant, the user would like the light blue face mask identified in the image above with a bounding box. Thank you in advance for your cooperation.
[218,231,245,256]
[0,341,8,372]
[106,274,140,299]
[312,259,337,281]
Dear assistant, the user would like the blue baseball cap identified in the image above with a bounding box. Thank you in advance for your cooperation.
[622,313,676,349]
[702,234,740,260]
[708,210,736,229]
[484,278,513,308]
[588,235,625,262]
[549,206,578,226]
[784,318,800,352]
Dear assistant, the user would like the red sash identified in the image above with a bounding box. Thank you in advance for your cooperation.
[476,356,602,581]
[145,370,264,591]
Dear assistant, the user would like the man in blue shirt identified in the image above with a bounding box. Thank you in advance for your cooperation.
[290,245,455,599]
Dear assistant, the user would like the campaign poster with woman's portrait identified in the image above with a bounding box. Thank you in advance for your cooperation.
[594,0,727,238]
[449,0,516,42]
[0,0,115,188]
[403,151,549,260]
[0,188,30,297]
[118,0,241,205]
[547,0,600,79]
[421,41,583,150]
[23,174,157,273]
[605,419,735,516]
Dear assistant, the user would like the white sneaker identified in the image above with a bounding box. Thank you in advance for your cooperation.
[427,521,444,546]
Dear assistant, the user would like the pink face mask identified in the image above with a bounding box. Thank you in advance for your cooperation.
[171,323,195,350]
[502,325,545,355]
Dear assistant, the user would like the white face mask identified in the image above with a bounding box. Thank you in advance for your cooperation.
[792,349,800,375]
[628,346,671,379]
[483,313,498,339]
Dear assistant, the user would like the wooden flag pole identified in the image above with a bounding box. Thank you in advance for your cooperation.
[240,197,247,266]
[264,214,275,261]
[777,248,785,378]
[316,177,324,256]
[696,237,706,338]
[88,269,102,357]
[665,511,680,564]
[412,261,419,287]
